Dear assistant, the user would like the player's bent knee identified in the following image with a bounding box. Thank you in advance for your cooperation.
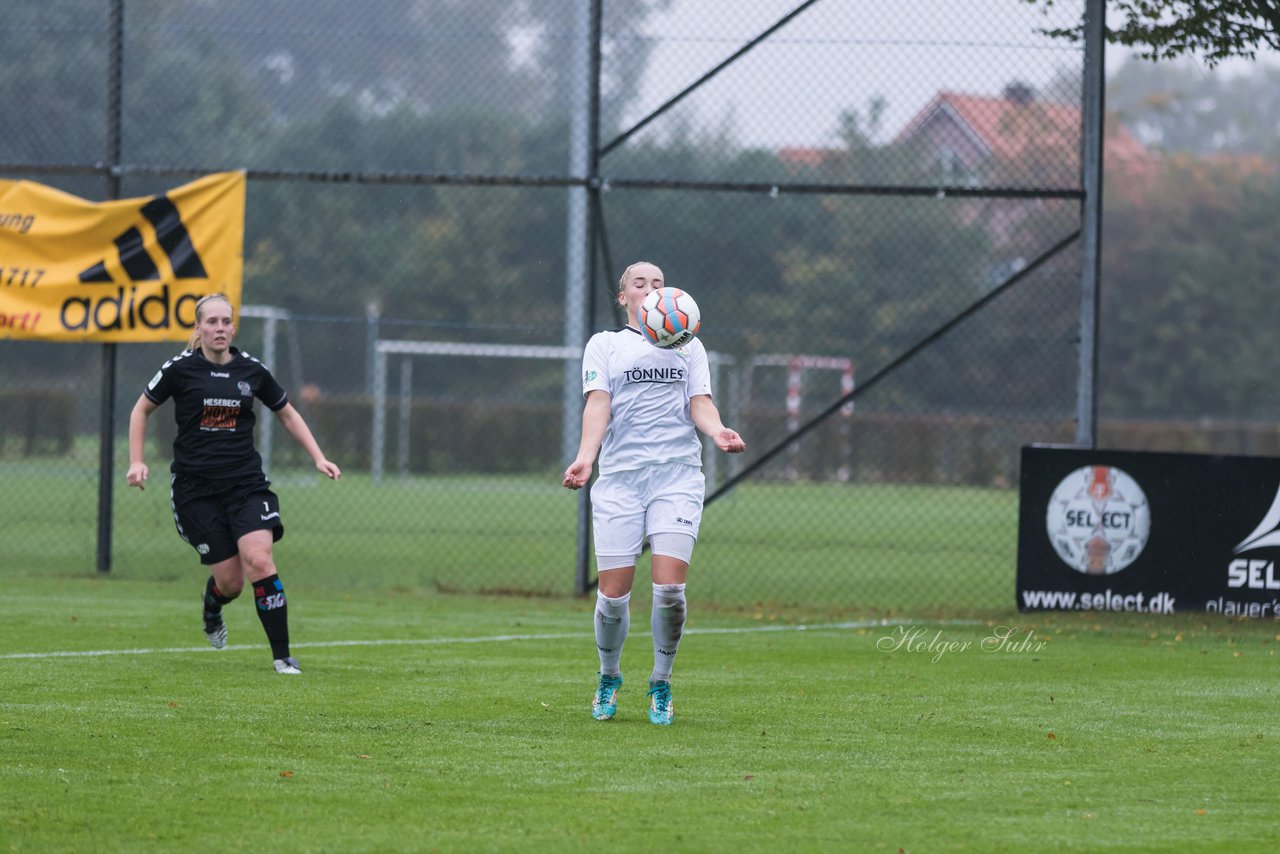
[596,563,637,598]
[216,578,246,598]
[209,558,246,596]
[235,546,275,579]
[243,558,277,581]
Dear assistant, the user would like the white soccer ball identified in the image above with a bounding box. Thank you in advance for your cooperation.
[638,288,701,349]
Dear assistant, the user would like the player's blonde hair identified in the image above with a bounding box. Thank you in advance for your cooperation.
[186,293,233,351]
[617,261,664,297]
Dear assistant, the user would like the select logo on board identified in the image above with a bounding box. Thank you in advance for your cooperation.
[1019,446,1280,618]
[1227,482,1280,590]
[1046,465,1151,575]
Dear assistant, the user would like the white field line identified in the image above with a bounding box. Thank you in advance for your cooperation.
[0,618,983,661]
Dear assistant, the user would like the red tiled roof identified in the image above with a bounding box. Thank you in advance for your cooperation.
[895,91,1147,163]
[777,146,834,168]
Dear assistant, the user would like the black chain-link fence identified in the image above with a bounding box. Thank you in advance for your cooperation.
[10,0,1263,614]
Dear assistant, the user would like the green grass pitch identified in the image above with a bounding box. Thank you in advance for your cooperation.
[1,577,1276,852]
[8,449,1017,612]
[2,459,1277,850]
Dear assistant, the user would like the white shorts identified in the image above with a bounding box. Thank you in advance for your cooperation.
[591,462,704,566]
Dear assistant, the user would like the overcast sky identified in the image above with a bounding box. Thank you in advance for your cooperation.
[626,0,1277,149]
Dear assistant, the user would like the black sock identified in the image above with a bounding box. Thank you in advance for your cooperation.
[203,576,234,614]
[252,574,291,660]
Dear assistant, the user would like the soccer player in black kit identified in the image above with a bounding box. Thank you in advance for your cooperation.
[127,294,341,674]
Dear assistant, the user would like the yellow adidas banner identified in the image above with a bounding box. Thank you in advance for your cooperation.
[0,171,245,342]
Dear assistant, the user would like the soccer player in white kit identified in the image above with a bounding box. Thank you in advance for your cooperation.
[563,261,746,725]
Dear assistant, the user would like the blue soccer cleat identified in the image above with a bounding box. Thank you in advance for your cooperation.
[647,679,674,726]
[592,672,624,720]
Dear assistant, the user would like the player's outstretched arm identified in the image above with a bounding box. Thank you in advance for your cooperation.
[563,391,612,489]
[274,403,341,480]
[690,395,746,454]
[127,394,159,489]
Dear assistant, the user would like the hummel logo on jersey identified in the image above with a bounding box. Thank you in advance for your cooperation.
[62,194,209,333]
[211,371,230,378]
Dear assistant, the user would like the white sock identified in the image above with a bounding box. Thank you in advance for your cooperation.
[594,591,630,676]
[651,583,687,683]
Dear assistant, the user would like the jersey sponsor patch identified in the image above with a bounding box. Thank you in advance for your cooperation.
[200,402,239,430]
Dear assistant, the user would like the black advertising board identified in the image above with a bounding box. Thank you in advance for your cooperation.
[1017,445,1280,619]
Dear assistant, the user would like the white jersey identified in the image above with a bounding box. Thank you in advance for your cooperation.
[581,326,712,475]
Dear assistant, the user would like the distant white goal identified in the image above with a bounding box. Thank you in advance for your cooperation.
[370,339,737,485]
[371,340,578,484]
[740,354,855,481]
[239,304,299,478]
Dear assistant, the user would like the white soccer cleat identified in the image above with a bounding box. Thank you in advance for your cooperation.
[273,657,302,675]
[202,600,227,649]
[204,623,227,649]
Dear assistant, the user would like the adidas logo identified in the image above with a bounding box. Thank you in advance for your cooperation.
[62,194,210,332]
[79,195,207,283]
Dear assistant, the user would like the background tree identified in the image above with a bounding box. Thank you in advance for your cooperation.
[1024,0,1280,65]
[1107,58,1280,155]
[1102,154,1280,418]
[0,1,106,166]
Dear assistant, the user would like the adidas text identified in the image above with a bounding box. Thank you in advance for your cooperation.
[60,284,199,333]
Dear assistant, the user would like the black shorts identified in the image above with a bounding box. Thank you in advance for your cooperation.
[170,473,284,565]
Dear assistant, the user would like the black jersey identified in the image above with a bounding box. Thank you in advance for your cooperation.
[143,346,288,478]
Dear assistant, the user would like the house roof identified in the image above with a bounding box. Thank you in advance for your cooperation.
[894,90,1148,164]
[776,146,832,168]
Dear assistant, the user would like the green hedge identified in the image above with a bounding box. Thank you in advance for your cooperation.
[279,396,561,474]
[0,389,75,457]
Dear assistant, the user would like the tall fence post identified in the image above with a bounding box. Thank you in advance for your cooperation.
[1076,0,1105,449]
[96,0,125,574]
[569,0,602,597]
